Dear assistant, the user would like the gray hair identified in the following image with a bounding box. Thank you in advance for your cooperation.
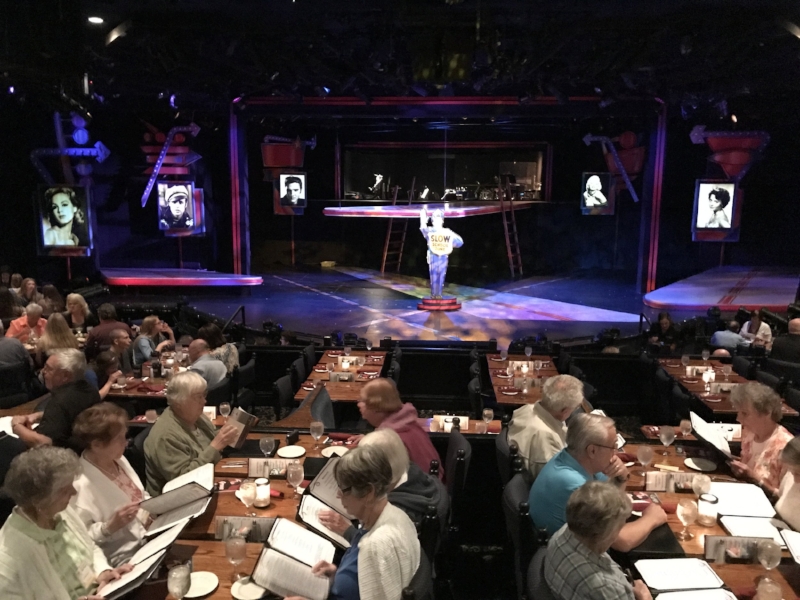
[166,371,207,406]
[50,348,87,378]
[540,375,585,413]
[782,437,800,467]
[25,303,43,317]
[359,428,410,487]
[333,443,393,500]
[730,381,783,422]
[3,446,81,508]
[566,481,631,544]
[566,413,615,455]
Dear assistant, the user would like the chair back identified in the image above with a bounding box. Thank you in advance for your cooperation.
[556,352,572,375]
[502,473,534,600]
[0,362,31,409]
[389,360,401,385]
[495,426,512,486]
[469,361,480,380]
[567,363,584,381]
[444,430,472,496]
[654,367,674,424]
[670,384,691,422]
[526,547,557,600]
[205,376,232,407]
[732,356,755,379]
[784,386,800,414]
[761,358,800,386]
[305,386,336,429]
[418,505,440,563]
[303,344,317,375]
[237,356,256,389]
[290,356,307,392]
[127,424,153,483]
[273,375,295,416]
[756,370,780,391]
[467,377,482,419]
[401,550,433,600]
[393,344,403,363]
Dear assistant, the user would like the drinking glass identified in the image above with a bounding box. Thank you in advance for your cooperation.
[500,349,508,361]
[722,365,732,381]
[225,535,247,582]
[482,409,494,425]
[167,564,191,600]
[326,362,335,374]
[240,481,257,517]
[659,425,676,455]
[365,340,373,352]
[757,540,781,583]
[116,375,127,387]
[520,363,529,375]
[310,421,324,450]
[533,359,543,378]
[636,445,654,476]
[145,409,158,424]
[756,579,782,600]
[681,354,691,368]
[676,499,698,540]
[691,474,711,497]
[259,436,276,457]
[679,419,692,438]
[220,402,232,420]
[506,366,513,378]
[701,349,710,364]
[344,346,352,357]
[287,461,304,499]
[524,346,533,359]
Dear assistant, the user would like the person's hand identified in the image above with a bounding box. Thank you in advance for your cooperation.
[10,415,27,428]
[632,579,653,600]
[641,503,668,527]
[603,455,629,482]
[310,561,337,578]
[210,423,240,451]
[96,568,122,591]
[648,336,658,343]
[108,370,123,384]
[728,459,754,480]
[106,502,141,534]
[346,434,364,446]
[318,510,350,535]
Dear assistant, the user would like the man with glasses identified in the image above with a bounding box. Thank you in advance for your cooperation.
[529,413,667,552]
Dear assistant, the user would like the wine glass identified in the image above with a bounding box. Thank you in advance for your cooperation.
[722,364,732,381]
[259,436,276,457]
[701,349,710,366]
[679,419,692,438]
[757,540,781,584]
[310,421,324,450]
[524,346,533,359]
[659,425,675,455]
[521,363,529,376]
[500,349,508,361]
[344,346,352,357]
[287,461,304,499]
[681,354,691,368]
[365,339,373,352]
[225,534,247,582]
[220,402,232,421]
[533,359,543,378]
[326,362,335,374]
[167,564,191,600]
[240,481,257,517]
[482,408,494,425]
[676,499,698,540]
[636,445,654,476]
[691,474,711,497]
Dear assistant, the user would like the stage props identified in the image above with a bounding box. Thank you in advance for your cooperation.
[418,208,463,311]
[580,173,615,216]
[157,181,206,236]
[692,180,741,243]
[38,185,93,257]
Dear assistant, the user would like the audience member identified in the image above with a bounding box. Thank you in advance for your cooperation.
[776,437,800,531]
[8,274,21,297]
[72,403,148,566]
[544,481,652,600]
[36,312,79,363]
[91,351,124,400]
[0,446,132,598]
[647,312,678,352]
[84,304,133,360]
[601,346,620,354]
[10,349,100,448]
[64,293,99,332]
[0,287,23,320]
[5,303,47,343]
[38,284,65,317]
[187,339,227,386]
[16,278,42,307]
[0,336,31,369]
[508,374,585,479]
[109,328,134,374]
[710,321,747,351]
[132,315,174,365]
[741,309,772,348]
[144,371,238,495]
[529,413,666,550]
[728,382,793,494]
[770,318,800,363]
[711,348,730,357]
[196,323,239,374]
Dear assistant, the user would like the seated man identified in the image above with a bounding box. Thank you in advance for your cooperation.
[0,336,32,369]
[545,481,652,600]
[84,303,134,360]
[529,413,666,551]
[187,339,227,387]
[710,321,747,352]
[770,318,800,363]
[4,303,46,343]
[10,349,100,448]
[109,327,134,374]
[508,374,585,480]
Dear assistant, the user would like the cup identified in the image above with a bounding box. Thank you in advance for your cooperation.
[145,409,158,423]
[116,375,127,387]
[475,422,488,434]
[429,419,441,433]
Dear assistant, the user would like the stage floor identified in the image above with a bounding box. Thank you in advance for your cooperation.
[101,268,263,287]
[643,266,800,312]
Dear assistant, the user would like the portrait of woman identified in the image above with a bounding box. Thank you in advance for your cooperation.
[158,183,194,230]
[41,186,89,247]
[695,182,734,230]
[582,174,608,207]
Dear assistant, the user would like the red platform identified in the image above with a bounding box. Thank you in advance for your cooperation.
[101,268,263,287]
[418,297,462,311]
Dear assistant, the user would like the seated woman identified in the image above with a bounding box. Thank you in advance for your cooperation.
[196,323,239,374]
[132,315,174,366]
[352,378,444,480]
[729,382,793,494]
[90,352,124,400]
[647,311,678,352]
[72,403,148,567]
[8,274,22,297]
[776,436,800,531]
[39,285,65,317]
[741,309,773,348]
[36,312,79,366]
[64,293,99,333]
[0,287,23,320]
[0,446,132,599]
[285,444,421,600]
[17,278,42,308]
[143,371,238,495]
[319,428,445,541]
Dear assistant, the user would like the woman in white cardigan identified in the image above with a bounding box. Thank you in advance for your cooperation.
[0,446,131,599]
[71,402,148,567]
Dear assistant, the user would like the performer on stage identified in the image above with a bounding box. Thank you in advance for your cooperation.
[419,208,463,299]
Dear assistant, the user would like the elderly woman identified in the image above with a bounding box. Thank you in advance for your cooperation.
[319,429,445,542]
[72,403,147,566]
[776,437,800,531]
[286,444,421,600]
[132,315,174,366]
[0,446,132,599]
[741,309,773,348]
[545,481,652,600]
[64,293,98,333]
[196,322,239,374]
[729,382,793,494]
[143,371,238,495]
[350,377,443,480]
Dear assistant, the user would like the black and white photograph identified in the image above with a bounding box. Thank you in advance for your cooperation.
[580,172,615,215]
[694,180,735,229]
[279,173,307,207]
[158,182,195,230]
[39,185,92,252]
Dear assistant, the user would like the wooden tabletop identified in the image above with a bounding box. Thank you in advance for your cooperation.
[712,563,800,599]
[0,398,40,417]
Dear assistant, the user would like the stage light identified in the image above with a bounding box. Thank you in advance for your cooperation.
[88,16,104,24]
[7,86,13,94]
[731,114,738,123]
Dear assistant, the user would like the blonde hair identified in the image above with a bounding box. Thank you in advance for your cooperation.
[38,312,79,353]
[360,377,403,413]
[139,315,160,338]
[66,293,90,317]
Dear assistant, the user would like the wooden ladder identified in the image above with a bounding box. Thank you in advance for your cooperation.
[381,183,410,274]
[498,179,523,278]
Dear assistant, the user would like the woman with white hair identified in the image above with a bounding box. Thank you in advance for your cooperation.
[285,444,420,600]
[0,446,132,599]
[728,382,793,495]
[143,371,238,495]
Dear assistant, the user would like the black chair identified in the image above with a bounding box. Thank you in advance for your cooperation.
[303,344,317,375]
[273,375,295,418]
[393,344,402,364]
[294,387,336,429]
[556,352,572,375]
[417,505,441,565]
[732,356,755,379]
[401,550,433,600]
[205,376,232,407]
[495,424,523,487]
[756,370,781,391]
[567,363,585,381]
[654,368,674,424]
[670,383,692,422]
[502,473,536,600]
[389,360,401,385]
[784,386,800,414]
[289,356,307,393]
[0,435,27,525]
[127,424,153,483]
[526,546,557,600]
[444,430,472,537]
[469,361,480,380]
[467,377,482,419]
[761,358,800,386]
[0,362,33,409]
[234,356,256,410]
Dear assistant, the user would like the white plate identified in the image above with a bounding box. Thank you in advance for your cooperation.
[360,371,379,376]
[232,578,266,600]
[496,373,512,379]
[177,366,188,373]
[501,391,519,396]
[301,385,315,391]
[186,571,219,598]
[321,446,349,458]
[489,357,505,362]
[111,383,127,390]
[277,445,306,458]
[684,457,717,472]
[701,395,722,403]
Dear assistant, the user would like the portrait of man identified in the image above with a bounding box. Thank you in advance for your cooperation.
[158,183,194,230]
[695,181,735,229]
[279,174,306,207]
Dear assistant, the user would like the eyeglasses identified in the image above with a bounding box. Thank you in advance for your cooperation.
[588,442,617,451]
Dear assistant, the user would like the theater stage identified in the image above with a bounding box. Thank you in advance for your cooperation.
[643,266,800,312]
[101,268,263,287]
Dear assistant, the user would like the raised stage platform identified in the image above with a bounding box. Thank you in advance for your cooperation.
[643,266,800,312]
[323,200,535,218]
[101,268,263,287]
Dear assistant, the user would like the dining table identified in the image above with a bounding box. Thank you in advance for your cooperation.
[484,353,558,406]
[294,349,387,403]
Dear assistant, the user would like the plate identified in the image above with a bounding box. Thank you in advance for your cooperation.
[701,394,723,403]
[186,571,219,598]
[681,378,700,384]
[501,391,519,396]
[489,357,505,362]
[111,383,127,390]
[360,371,379,376]
[684,457,717,472]
[302,385,315,391]
[327,351,343,356]
[277,445,306,458]
[665,362,681,368]
[368,355,384,360]
[321,446,349,457]
[496,373,512,379]
[232,578,266,600]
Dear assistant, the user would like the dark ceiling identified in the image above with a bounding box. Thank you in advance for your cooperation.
[4,0,800,122]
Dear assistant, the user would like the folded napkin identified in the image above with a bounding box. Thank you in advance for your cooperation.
[357,368,380,374]
[137,383,166,393]
[130,415,148,423]
[487,422,501,434]
[327,433,351,441]
[616,452,636,463]
[491,369,511,376]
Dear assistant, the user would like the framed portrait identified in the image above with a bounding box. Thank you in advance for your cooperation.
[692,180,741,242]
[580,172,615,215]
[38,185,93,256]
[278,173,307,208]
[157,181,206,236]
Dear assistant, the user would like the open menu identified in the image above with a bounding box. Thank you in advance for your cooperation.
[139,464,214,535]
[709,482,775,518]
[296,456,355,548]
[655,591,736,600]
[781,529,800,564]
[690,412,732,459]
[226,407,259,449]
[719,516,785,547]
[129,520,188,565]
[634,558,724,592]
[99,549,166,599]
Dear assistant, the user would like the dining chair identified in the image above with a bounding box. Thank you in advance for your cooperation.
[205,376,232,407]
[502,473,535,600]
[289,356,307,393]
[526,547,557,600]
[303,344,317,375]
[401,550,434,600]
[273,374,294,419]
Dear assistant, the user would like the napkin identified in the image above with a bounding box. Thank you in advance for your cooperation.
[487,422,501,434]
[615,452,636,463]
[137,383,166,393]
[327,433,351,441]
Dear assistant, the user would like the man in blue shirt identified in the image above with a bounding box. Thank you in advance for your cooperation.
[529,413,667,552]
[710,321,747,352]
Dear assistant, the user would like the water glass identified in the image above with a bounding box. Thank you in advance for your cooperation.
[475,422,488,434]
[524,346,533,358]
[259,436,276,457]
[500,349,508,361]
[365,340,373,352]
[287,461,304,499]
[344,346,352,357]
[482,408,494,424]
[676,499,698,540]
[326,362,335,373]
[225,535,247,582]
[167,564,191,600]
[691,474,711,496]
[533,359,543,378]
[659,425,676,455]
[220,402,232,420]
[701,349,710,364]
[145,409,158,424]
[636,445,654,476]
[757,540,782,572]
[722,365,732,381]
[681,354,691,368]
[310,421,324,450]
[116,375,127,387]
[679,419,692,438]
[240,481,257,517]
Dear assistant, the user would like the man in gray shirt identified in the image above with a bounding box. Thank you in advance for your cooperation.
[187,339,227,387]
